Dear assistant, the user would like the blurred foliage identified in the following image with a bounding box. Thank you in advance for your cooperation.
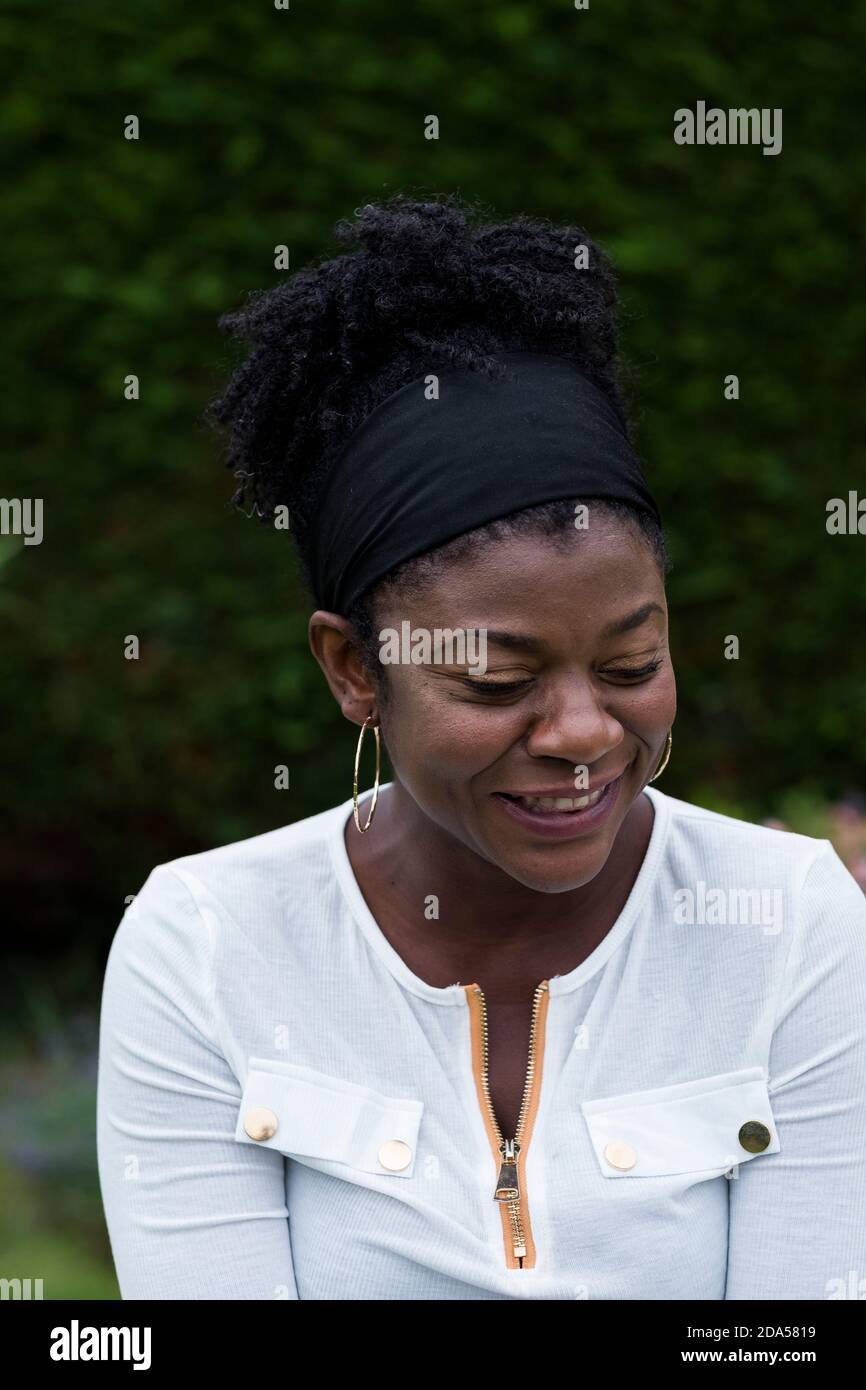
[0,1160,118,1299]
[0,1001,119,1298]
[1,0,864,942]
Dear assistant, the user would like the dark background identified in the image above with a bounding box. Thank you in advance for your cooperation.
[1,0,863,1295]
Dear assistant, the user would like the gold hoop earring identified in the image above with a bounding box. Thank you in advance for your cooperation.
[649,728,672,783]
[353,714,381,832]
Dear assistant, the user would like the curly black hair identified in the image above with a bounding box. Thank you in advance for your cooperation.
[204,192,669,686]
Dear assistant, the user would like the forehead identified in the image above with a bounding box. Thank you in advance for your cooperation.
[386,522,666,635]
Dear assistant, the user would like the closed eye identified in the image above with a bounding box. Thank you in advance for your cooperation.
[600,659,662,681]
[459,678,532,697]
[459,658,663,697]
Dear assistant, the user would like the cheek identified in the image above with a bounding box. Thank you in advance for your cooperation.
[654,667,677,719]
[554,671,674,747]
[621,670,676,728]
[624,672,676,744]
[383,678,521,777]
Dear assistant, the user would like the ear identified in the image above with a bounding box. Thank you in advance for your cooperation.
[308,610,379,723]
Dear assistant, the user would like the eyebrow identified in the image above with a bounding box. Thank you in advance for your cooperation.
[483,603,664,654]
[600,601,665,639]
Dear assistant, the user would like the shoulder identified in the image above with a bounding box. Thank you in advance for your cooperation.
[102,798,358,1070]
[648,786,866,950]
[110,797,354,975]
[144,796,350,919]
[645,791,866,1079]
[649,786,840,882]
[172,795,348,878]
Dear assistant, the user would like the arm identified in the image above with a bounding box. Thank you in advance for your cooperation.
[96,864,298,1299]
[725,842,866,1300]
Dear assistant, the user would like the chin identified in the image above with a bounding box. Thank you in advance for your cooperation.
[494,840,614,894]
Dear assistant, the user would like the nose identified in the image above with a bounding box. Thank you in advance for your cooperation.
[522,677,626,769]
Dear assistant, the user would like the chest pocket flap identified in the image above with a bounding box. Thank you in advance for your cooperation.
[234,1057,424,1178]
[581,1065,779,1178]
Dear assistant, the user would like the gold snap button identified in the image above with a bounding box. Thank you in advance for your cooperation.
[603,1140,637,1171]
[378,1139,412,1171]
[243,1106,279,1142]
[738,1120,771,1153]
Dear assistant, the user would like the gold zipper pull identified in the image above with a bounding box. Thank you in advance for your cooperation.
[494,1137,521,1202]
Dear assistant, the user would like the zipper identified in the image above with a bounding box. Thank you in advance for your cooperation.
[464,979,550,1269]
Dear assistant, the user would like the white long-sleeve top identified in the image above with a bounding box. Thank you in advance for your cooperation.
[96,785,866,1300]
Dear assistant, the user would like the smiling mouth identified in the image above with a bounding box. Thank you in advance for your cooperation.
[497,787,610,814]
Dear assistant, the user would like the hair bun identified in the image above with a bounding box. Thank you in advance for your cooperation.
[205,192,632,598]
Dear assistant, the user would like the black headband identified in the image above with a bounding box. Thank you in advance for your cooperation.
[310,350,661,613]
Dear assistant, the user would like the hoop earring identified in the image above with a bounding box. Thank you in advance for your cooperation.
[353,714,381,833]
[649,728,672,783]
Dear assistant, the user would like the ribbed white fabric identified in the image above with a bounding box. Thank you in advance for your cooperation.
[96,785,866,1300]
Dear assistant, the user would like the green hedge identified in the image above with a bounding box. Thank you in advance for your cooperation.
[2,0,864,937]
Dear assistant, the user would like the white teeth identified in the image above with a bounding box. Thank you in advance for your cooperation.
[517,787,606,813]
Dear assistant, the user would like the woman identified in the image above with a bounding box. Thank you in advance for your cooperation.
[96,194,866,1300]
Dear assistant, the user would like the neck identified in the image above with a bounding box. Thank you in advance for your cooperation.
[345,779,655,1000]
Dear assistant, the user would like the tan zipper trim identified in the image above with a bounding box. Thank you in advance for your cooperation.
[464,980,550,1269]
[513,981,549,1267]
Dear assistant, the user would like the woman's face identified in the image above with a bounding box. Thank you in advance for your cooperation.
[369,514,676,894]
